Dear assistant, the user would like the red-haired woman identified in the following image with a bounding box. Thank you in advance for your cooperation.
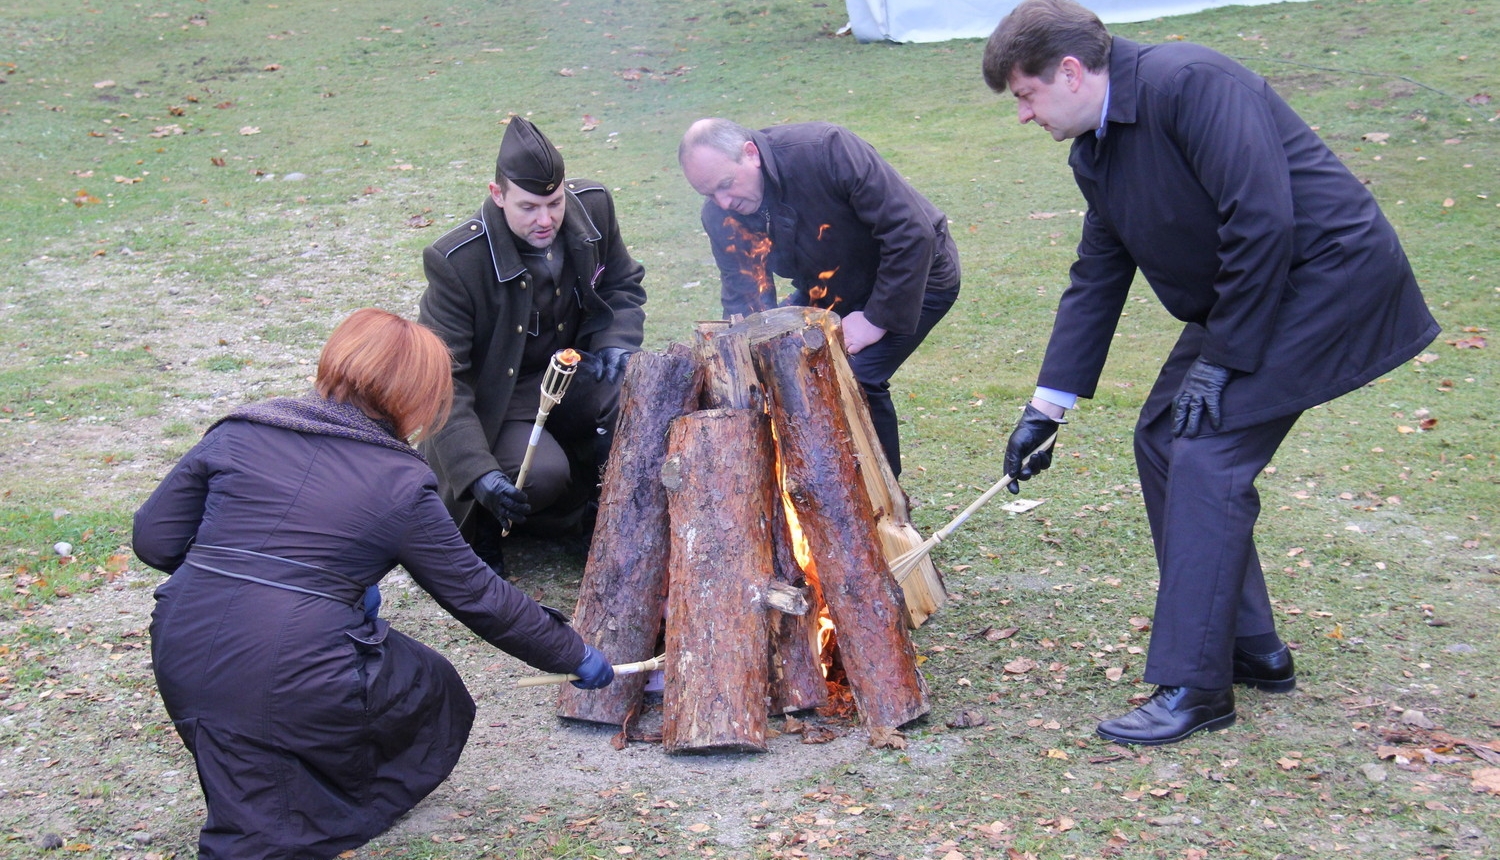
[133,308,613,859]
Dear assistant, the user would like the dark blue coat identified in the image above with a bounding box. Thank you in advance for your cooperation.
[134,413,584,859]
[1039,38,1438,428]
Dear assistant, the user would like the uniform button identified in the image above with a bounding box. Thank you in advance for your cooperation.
[516,325,524,333]
[469,224,478,231]
[556,323,565,332]
[506,368,515,377]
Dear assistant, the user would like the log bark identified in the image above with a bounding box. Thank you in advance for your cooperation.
[743,307,946,627]
[557,346,701,725]
[694,320,828,714]
[751,310,930,730]
[660,408,775,754]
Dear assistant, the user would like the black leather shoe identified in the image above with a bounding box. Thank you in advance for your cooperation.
[1096,686,1236,746]
[1233,645,1296,692]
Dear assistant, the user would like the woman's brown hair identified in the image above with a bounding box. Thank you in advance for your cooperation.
[315,308,453,442]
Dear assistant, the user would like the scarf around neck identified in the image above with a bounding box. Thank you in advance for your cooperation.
[212,394,426,463]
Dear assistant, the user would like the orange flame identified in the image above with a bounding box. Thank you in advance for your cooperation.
[721,216,775,311]
[555,348,581,366]
[808,266,839,305]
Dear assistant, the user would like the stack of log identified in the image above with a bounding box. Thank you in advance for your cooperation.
[556,307,941,753]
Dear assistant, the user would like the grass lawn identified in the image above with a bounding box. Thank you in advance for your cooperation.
[1,0,1496,857]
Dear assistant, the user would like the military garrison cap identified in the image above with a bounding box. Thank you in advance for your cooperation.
[495,117,564,195]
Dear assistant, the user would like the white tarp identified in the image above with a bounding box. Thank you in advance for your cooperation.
[846,0,1301,43]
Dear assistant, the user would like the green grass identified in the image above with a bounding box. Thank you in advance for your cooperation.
[1,0,1497,856]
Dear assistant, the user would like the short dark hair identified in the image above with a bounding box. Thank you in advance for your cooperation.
[982,0,1112,94]
[315,309,454,441]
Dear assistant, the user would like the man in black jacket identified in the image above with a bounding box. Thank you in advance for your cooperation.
[984,0,1438,744]
[419,117,647,568]
[678,118,960,477]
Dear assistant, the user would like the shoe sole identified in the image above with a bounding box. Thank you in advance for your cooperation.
[1234,676,1296,693]
[1096,711,1237,746]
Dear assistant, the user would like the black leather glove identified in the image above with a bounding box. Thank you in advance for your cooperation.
[1172,358,1232,438]
[570,644,615,690]
[1003,403,1063,494]
[471,470,531,529]
[598,347,631,385]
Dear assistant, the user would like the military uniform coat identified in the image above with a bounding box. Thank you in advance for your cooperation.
[418,183,646,527]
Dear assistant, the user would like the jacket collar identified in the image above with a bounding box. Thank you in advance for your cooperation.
[481,186,602,282]
[1073,37,1142,167]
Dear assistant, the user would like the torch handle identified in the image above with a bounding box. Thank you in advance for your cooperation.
[931,432,1057,542]
[514,655,665,688]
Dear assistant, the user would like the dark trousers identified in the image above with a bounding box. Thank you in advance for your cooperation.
[1136,334,1301,690]
[848,284,958,477]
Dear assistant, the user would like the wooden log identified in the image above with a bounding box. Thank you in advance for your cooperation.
[743,307,946,627]
[660,408,775,754]
[693,320,828,715]
[557,346,701,725]
[752,313,930,730]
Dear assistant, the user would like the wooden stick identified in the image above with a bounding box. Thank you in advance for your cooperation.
[514,654,665,688]
[888,433,1058,579]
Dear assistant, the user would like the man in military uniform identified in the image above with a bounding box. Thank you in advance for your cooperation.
[419,117,647,571]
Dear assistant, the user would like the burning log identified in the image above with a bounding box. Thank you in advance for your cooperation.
[558,346,701,725]
[694,320,828,715]
[750,309,930,730]
[740,307,946,626]
[660,408,776,753]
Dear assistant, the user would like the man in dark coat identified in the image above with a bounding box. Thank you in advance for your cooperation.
[678,118,961,477]
[983,0,1438,745]
[419,117,647,566]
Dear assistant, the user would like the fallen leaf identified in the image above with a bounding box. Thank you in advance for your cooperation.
[1105,666,1124,681]
[868,726,906,749]
[94,79,116,88]
[945,708,988,729]
[239,126,261,135]
[1003,657,1037,674]
[263,63,282,71]
[580,113,600,131]
[559,68,575,77]
[1470,768,1500,794]
[405,214,434,228]
[983,625,1019,641]
[1443,197,1456,208]
[1361,131,1390,143]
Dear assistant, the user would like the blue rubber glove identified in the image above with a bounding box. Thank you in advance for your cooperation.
[472,470,530,530]
[1003,403,1062,494]
[1172,358,1232,438]
[570,645,615,690]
